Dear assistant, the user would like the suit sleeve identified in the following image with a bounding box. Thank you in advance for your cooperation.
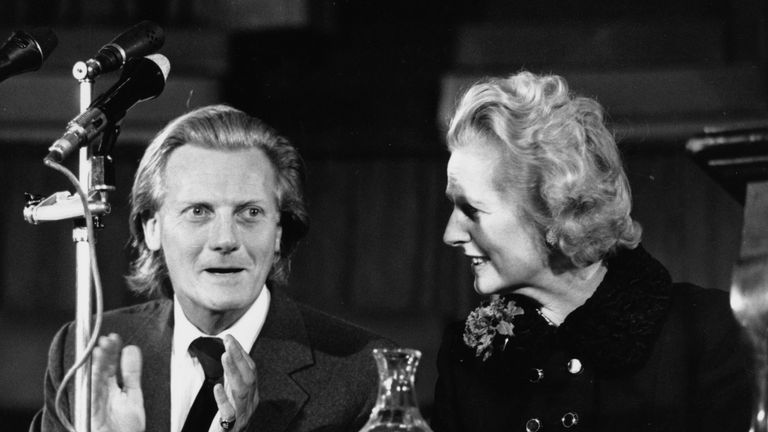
[36,323,75,432]
[349,339,390,431]
[689,289,753,432]
[431,324,463,432]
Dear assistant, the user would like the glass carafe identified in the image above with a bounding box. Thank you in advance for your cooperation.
[359,348,433,432]
[731,257,768,432]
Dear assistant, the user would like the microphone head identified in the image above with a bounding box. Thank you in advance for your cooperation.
[111,21,164,58]
[28,27,58,61]
[88,21,165,77]
[92,53,171,122]
[0,28,58,82]
[145,53,171,81]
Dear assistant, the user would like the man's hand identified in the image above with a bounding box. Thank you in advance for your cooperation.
[211,334,259,432]
[91,333,146,432]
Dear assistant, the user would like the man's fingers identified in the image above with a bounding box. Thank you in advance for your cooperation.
[92,334,122,391]
[222,335,256,387]
[223,353,256,402]
[90,337,147,432]
[100,333,122,376]
[214,383,235,420]
[91,333,126,422]
[224,335,255,371]
[91,344,108,404]
[120,345,143,392]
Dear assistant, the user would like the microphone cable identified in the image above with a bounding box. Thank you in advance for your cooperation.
[44,157,105,432]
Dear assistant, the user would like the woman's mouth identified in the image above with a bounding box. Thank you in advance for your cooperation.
[470,256,489,267]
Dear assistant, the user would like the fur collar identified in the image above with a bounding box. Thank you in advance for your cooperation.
[497,245,673,376]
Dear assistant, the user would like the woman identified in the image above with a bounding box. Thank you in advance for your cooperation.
[432,71,752,432]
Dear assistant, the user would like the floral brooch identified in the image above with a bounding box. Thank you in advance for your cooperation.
[463,297,525,361]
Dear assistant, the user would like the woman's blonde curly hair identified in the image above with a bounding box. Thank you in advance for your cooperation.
[447,71,641,267]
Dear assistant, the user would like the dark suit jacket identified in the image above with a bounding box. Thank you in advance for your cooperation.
[432,246,753,432]
[34,291,394,432]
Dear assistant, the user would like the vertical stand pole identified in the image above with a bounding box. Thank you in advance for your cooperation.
[73,80,93,432]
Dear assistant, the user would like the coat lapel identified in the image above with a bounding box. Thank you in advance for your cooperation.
[249,291,314,432]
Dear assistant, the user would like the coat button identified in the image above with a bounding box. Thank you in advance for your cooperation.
[525,418,542,432]
[528,368,544,383]
[561,412,579,428]
[567,358,583,375]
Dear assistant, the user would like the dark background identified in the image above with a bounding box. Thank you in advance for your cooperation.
[0,0,765,428]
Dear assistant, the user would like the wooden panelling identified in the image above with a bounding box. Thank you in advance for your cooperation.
[0,73,221,144]
[453,20,727,69]
[439,67,768,141]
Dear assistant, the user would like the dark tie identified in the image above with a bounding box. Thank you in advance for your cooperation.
[181,337,226,432]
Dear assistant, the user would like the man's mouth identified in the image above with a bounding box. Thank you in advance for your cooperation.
[205,267,244,275]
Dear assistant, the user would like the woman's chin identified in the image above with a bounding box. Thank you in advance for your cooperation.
[473,279,515,297]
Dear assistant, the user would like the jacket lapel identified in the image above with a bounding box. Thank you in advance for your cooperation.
[121,300,173,432]
[249,291,314,432]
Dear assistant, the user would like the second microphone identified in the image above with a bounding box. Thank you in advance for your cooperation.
[46,53,171,164]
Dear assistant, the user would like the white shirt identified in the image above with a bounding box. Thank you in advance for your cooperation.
[170,287,270,432]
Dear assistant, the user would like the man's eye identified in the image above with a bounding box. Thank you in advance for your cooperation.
[186,206,209,218]
[242,207,263,219]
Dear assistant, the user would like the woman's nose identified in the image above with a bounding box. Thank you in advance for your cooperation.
[209,215,240,253]
[443,210,470,247]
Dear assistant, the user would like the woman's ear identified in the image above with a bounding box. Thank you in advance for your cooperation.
[274,224,283,256]
[143,215,161,251]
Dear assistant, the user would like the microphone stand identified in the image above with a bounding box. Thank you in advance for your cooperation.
[71,67,120,432]
[73,76,93,432]
[24,65,116,432]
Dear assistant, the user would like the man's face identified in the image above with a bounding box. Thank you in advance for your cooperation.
[143,144,282,332]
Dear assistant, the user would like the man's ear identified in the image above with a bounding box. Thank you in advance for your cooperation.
[143,215,161,251]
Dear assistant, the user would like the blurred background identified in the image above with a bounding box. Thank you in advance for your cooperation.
[0,0,766,428]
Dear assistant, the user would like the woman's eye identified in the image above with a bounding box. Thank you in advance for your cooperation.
[461,204,479,219]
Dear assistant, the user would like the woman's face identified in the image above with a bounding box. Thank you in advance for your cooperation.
[443,141,550,296]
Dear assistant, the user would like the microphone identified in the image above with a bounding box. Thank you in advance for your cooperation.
[73,21,164,80]
[0,27,58,83]
[46,53,171,164]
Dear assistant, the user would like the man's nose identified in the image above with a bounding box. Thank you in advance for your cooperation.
[209,215,240,253]
[443,210,470,247]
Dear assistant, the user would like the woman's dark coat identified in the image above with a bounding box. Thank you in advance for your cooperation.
[432,245,753,432]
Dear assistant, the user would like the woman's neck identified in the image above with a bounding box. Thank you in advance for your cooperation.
[518,261,607,326]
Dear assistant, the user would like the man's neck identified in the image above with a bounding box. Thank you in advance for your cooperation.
[193,311,246,335]
[173,287,270,344]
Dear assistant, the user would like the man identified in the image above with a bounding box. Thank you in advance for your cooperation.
[34,105,392,432]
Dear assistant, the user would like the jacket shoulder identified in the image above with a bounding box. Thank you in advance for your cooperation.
[100,299,172,335]
[296,301,396,354]
[48,299,171,354]
[668,283,735,332]
[667,283,745,355]
[101,298,171,321]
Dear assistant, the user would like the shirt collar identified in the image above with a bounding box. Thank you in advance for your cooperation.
[172,286,271,357]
